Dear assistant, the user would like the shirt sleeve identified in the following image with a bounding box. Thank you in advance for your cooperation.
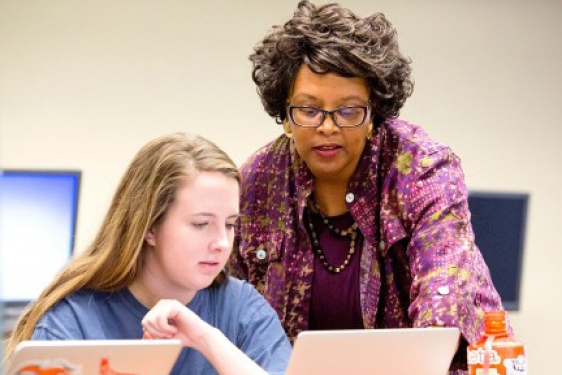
[401,146,504,342]
[235,282,292,375]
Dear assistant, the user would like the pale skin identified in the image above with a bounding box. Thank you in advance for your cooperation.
[142,300,269,375]
[129,171,270,375]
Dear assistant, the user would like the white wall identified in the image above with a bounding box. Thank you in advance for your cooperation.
[1,0,560,372]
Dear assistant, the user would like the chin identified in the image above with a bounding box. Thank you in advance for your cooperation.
[311,166,346,179]
[193,277,218,291]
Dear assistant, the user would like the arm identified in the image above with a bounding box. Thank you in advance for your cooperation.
[404,148,502,328]
[141,300,272,375]
[399,147,503,374]
[234,283,291,375]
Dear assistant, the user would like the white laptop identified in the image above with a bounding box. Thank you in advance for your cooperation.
[286,327,460,375]
[5,340,182,375]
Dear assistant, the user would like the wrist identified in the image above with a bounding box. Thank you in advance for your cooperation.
[190,324,225,354]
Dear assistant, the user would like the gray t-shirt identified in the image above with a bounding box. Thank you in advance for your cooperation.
[32,277,291,375]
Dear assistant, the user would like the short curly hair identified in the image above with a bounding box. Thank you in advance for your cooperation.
[251,0,414,124]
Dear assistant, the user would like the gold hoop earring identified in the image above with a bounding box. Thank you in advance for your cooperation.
[283,120,293,139]
[366,123,373,140]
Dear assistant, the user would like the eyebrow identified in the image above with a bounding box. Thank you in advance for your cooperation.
[190,213,240,220]
[290,94,369,103]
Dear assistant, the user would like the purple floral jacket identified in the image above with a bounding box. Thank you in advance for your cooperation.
[229,118,505,374]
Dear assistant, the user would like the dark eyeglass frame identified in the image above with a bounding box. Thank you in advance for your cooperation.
[287,104,371,128]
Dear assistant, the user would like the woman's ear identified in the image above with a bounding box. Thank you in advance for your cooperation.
[145,227,156,247]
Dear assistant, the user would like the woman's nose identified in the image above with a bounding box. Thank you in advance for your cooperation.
[212,229,231,252]
[316,113,340,135]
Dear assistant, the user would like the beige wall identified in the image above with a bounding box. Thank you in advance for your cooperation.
[1,0,560,372]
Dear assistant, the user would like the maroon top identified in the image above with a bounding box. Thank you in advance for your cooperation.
[307,209,364,330]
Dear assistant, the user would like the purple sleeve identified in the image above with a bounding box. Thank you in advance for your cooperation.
[402,147,503,343]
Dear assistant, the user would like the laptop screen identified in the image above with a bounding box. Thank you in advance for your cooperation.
[286,327,460,375]
[6,340,182,375]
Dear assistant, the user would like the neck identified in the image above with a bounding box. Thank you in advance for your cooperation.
[314,179,349,217]
[129,272,195,309]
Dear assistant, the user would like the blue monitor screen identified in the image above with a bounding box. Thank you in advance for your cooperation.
[468,191,528,311]
[0,170,80,302]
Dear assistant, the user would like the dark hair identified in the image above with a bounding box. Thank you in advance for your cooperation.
[251,0,414,124]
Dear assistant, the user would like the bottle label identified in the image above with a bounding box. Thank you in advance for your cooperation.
[468,349,527,375]
[475,369,500,375]
[504,355,527,375]
[468,347,501,365]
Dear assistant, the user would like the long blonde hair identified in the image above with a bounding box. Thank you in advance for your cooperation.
[4,133,240,361]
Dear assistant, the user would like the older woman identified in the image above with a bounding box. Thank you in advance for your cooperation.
[229,1,506,374]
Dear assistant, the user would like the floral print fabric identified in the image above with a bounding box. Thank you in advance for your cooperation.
[229,118,505,374]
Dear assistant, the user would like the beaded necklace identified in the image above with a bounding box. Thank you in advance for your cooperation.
[306,201,359,273]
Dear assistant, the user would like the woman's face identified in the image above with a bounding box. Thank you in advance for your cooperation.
[143,171,239,302]
[287,64,371,184]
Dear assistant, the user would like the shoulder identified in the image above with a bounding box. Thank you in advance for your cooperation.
[380,118,461,178]
[383,118,451,157]
[238,136,295,221]
[214,277,266,301]
[46,289,106,314]
[239,135,291,182]
[60,289,116,312]
[33,290,110,340]
[217,278,283,332]
[209,277,271,315]
[211,279,291,372]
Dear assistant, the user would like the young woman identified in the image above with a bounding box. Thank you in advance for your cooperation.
[5,133,291,375]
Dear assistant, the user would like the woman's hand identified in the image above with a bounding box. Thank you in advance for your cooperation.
[141,299,269,375]
[141,299,208,349]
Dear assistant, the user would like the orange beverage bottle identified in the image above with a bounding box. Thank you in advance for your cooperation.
[467,311,527,375]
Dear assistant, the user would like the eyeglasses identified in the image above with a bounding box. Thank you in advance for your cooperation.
[287,104,371,128]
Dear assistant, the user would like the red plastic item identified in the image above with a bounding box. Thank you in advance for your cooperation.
[467,311,527,375]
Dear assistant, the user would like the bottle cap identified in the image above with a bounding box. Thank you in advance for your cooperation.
[484,310,507,334]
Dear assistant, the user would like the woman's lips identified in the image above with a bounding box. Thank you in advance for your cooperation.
[314,144,342,158]
[198,261,221,273]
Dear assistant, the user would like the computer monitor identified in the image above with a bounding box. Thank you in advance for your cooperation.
[468,191,528,311]
[0,170,81,303]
